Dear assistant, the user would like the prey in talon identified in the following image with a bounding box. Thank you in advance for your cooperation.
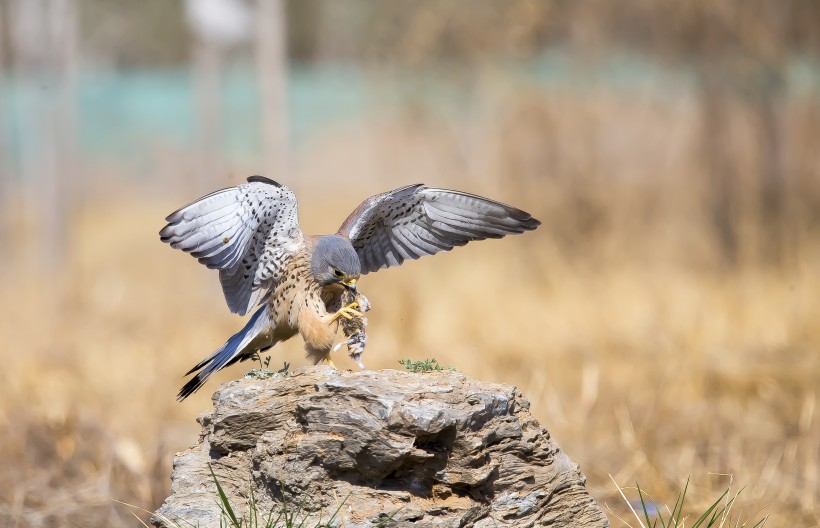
[332,288,371,369]
[161,176,540,400]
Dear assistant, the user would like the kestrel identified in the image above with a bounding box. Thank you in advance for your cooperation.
[160,176,540,399]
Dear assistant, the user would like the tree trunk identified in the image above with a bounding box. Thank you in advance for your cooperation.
[255,0,289,182]
[192,36,224,188]
[10,0,70,270]
[699,65,738,268]
[755,67,787,268]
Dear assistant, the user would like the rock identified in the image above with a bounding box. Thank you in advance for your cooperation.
[152,366,609,528]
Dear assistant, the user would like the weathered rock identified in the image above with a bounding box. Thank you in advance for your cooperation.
[153,366,609,528]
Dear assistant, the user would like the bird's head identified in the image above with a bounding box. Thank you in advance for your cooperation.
[311,235,361,291]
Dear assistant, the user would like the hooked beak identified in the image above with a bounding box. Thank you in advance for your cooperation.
[342,278,357,292]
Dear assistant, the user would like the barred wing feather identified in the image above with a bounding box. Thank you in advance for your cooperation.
[338,185,540,274]
[160,176,303,315]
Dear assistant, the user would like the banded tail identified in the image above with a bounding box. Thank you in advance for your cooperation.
[178,305,275,401]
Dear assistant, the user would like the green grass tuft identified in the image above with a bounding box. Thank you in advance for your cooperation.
[245,361,290,381]
[398,358,457,373]
[610,476,769,528]
[208,464,349,528]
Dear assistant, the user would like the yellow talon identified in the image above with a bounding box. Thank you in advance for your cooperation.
[332,302,363,321]
[325,357,337,369]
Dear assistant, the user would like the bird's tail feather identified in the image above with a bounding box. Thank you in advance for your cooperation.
[178,305,274,401]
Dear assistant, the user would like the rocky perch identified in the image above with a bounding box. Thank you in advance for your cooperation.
[153,367,609,528]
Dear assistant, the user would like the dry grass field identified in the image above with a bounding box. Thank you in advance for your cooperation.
[1,89,818,527]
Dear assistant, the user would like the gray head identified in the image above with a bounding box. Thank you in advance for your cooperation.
[311,235,361,290]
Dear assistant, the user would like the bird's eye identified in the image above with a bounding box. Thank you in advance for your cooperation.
[333,268,343,277]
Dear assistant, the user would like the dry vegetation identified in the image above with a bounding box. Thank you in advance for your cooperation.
[1,2,819,526]
[1,83,818,527]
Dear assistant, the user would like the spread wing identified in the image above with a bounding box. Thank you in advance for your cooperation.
[337,184,541,274]
[160,176,303,315]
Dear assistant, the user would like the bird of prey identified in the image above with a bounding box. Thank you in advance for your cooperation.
[160,176,540,399]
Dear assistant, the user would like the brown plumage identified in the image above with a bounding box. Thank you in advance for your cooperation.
[160,176,540,399]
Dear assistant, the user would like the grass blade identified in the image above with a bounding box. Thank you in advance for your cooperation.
[210,464,242,528]
[615,479,769,528]
[610,474,647,528]
[692,487,729,527]
[635,483,656,528]
[326,491,350,525]
[672,477,689,526]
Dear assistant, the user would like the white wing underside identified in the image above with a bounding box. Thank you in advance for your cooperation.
[160,177,303,316]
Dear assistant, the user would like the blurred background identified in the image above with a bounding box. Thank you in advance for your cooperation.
[0,0,818,526]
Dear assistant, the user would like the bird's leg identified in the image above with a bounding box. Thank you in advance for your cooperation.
[330,301,363,322]
[323,356,337,369]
